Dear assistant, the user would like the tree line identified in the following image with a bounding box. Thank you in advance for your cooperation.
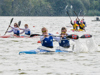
[0,0,100,16]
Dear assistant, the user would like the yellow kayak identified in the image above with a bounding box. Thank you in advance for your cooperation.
[71,29,85,32]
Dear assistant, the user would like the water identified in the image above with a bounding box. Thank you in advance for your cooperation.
[0,16,100,75]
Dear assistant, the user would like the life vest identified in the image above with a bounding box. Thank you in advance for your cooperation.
[25,30,31,35]
[12,28,20,36]
[79,23,85,28]
[42,33,53,48]
[73,24,78,30]
[24,28,31,35]
[59,35,70,48]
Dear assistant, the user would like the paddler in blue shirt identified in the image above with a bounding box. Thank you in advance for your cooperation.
[76,18,80,25]
[20,24,31,35]
[82,19,87,27]
[40,27,54,48]
[6,23,20,36]
[55,27,70,48]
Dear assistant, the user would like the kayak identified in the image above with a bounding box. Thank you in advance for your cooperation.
[71,29,85,32]
[0,35,11,38]
[19,46,74,55]
[0,35,39,38]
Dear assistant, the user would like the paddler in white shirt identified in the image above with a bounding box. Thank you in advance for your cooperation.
[55,27,70,48]
[40,27,70,48]
[6,23,20,36]
[40,27,54,48]
[20,24,31,35]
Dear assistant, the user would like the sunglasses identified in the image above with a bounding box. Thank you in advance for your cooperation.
[61,32,66,33]
[42,30,46,33]
[14,25,17,26]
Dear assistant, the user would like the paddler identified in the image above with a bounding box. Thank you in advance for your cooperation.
[71,20,78,30]
[40,27,54,48]
[40,27,71,48]
[79,21,85,30]
[55,27,70,48]
[82,19,87,27]
[6,23,20,36]
[20,24,31,35]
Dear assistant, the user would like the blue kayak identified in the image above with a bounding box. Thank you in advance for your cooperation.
[19,49,54,55]
[19,49,73,55]
[19,46,74,55]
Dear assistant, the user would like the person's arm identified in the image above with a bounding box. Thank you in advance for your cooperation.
[70,20,74,25]
[7,29,13,33]
[40,36,45,42]
[20,30,25,34]
[50,33,61,42]
[19,28,25,30]
[10,26,19,31]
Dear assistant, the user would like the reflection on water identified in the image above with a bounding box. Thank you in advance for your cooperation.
[0,17,100,75]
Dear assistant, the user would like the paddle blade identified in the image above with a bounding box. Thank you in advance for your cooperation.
[80,34,92,38]
[4,18,14,35]
[10,18,14,24]
[18,21,21,27]
[67,34,79,39]
[30,34,40,37]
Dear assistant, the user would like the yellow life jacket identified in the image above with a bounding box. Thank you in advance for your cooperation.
[73,24,78,29]
[80,24,85,28]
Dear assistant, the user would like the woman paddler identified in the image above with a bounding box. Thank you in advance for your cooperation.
[79,21,85,30]
[6,23,20,36]
[71,20,78,30]
[20,24,31,35]
[40,27,54,48]
[55,27,70,48]
[40,27,71,48]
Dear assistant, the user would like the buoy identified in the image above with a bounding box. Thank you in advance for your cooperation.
[56,32,59,34]
[33,26,35,27]
[37,41,41,43]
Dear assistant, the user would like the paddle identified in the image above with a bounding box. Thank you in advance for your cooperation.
[80,34,92,38]
[4,18,14,35]
[18,21,21,27]
[78,9,82,16]
[82,13,86,19]
[65,5,72,21]
[30,34,41,37]
[73,10,78,19]
[66,11,72,21]
[31,34,92,39]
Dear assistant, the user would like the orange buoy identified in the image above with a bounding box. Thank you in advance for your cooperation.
[33,26,35,27]
[56,32,59,34]
[37,41,41,43]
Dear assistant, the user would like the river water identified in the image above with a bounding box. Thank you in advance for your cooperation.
[0,16,100,75]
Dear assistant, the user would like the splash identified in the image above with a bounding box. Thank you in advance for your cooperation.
[73,38,98,53]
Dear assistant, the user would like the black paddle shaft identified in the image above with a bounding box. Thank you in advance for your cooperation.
[4,18,14,35]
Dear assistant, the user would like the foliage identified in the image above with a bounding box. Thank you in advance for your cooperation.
[0,0,100,16]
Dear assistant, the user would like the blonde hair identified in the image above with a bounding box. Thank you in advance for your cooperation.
[24,24,28,27]
[41,27,47,31]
